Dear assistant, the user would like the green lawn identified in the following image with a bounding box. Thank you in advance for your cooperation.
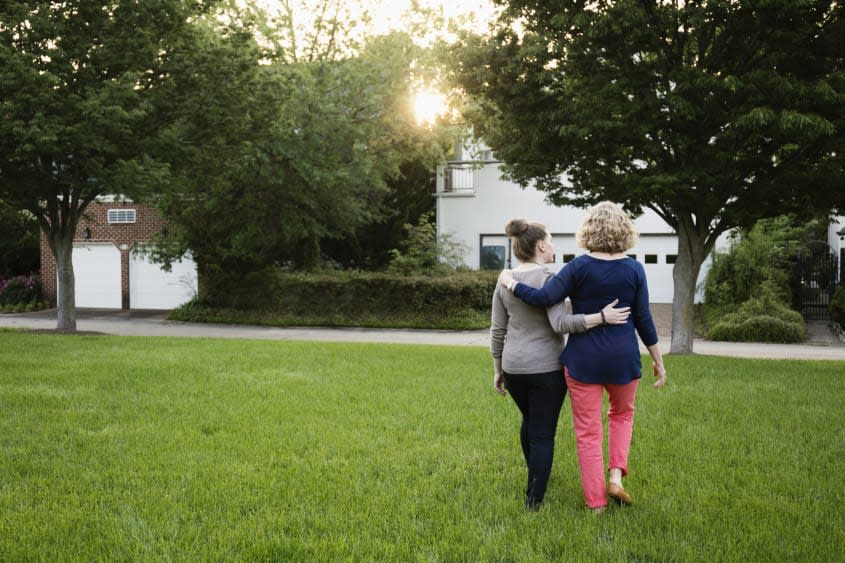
[1,331,844,561]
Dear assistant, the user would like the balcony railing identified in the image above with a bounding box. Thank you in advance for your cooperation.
[442,164,475,193]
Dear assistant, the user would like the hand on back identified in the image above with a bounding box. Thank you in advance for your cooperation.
[602,299,630,325]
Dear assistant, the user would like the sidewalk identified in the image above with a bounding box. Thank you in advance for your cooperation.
[2,308,844,361]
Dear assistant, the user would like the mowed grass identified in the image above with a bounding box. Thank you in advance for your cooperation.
[1,332,844,562]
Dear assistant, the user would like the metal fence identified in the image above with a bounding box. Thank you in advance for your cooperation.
[795,250,840,320]
[443,165,475,193]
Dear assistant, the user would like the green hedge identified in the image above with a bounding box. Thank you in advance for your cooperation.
[709,293,805,343]
[173,269,500,329]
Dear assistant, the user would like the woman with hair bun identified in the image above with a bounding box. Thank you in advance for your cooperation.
[491,218,630,511]
[499,202,666,514]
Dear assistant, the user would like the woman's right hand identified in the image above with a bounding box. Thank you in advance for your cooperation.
[493,372,507,396]
[498,269,515,290]
[602,299,630,325]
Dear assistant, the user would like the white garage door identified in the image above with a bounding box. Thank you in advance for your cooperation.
[129,248,197,310]
[70,243,122,309]
[629,235,677,304]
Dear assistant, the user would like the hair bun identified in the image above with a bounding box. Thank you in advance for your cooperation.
[505,218,529,237]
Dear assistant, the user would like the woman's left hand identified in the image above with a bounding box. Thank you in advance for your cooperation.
[602,299,630,324]
[652,362,667,388]
[493,372,507,396]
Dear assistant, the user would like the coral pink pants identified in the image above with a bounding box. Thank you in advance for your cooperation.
[564,368,640,509]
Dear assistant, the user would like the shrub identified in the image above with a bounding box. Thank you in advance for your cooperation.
[0,273,42,306]
[708,288,805,343]
[831,285,845,327]
[387,211,468,275]
[703,216,817,310]
[198,269,499,321]
[709,315,804,343]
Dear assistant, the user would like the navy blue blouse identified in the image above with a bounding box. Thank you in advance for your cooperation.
[513,254,659,384]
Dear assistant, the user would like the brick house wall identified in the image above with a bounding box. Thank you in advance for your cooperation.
[40,201,169,309]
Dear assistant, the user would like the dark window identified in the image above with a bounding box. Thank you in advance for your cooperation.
[627,254,637,260]
[666,254,677,264]
[481,246,505,270]
[563,254,575,263]
[645,254,658,264]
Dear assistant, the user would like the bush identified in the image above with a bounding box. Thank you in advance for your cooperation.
[0,273,42,306]
[184,269,500,329]
[703,216,819,310]
[709,315,805,343]
[708,288,805,343]
[387,211,468,275]
[831,285,845,327]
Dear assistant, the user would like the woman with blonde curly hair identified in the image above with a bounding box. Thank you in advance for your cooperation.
[499,201,667,513]
[491,218,629,511]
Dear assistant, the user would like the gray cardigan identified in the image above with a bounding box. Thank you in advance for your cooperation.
[490,266,587,374]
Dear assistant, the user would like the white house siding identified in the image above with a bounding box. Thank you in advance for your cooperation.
[830,216,845,283]
[435,158,726,304]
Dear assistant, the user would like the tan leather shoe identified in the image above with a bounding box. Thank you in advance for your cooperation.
[607,483,632,506]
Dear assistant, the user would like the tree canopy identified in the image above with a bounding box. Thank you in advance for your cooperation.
[149,4,453,283]
[1,0,454,328]
[0,0,213,330]
[452,0,845,352]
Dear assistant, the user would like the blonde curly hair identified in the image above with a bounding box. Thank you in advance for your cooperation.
[575,201,639,253]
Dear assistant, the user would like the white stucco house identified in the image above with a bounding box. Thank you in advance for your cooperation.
[828,219,845,266]
[435,143,845,306]
[434,143,725,304]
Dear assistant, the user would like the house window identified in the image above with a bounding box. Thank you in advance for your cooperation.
[666,254,677,264]
[645,254,658,264]
[563,254,575,263]
[481,245,506,270]
[107,209,136,224]
[627,254,637,260]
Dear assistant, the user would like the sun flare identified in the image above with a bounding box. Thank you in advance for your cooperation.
[413,90,447,125]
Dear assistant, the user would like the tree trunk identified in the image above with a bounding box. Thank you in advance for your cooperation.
[296,234,321,270]
[670,220,708,354]
[54,235,77,333]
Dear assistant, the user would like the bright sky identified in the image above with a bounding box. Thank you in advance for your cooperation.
[252,0,499,123]
[254,0,498,44]
[358,0,497,35]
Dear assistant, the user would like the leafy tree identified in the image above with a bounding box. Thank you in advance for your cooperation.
[144,14,284,285]
[150,4,453,288]
[702,215,821,326]
[0,200,39,275]
[320,159,437,269]
[0,0,212,331]
[451,0,845,353]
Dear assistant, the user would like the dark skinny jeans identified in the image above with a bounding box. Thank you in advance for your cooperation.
[503,369,567,505]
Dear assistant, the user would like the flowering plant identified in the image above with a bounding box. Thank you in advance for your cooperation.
[0,273,42,305]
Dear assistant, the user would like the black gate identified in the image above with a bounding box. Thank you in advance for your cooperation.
[795,248,840,320]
